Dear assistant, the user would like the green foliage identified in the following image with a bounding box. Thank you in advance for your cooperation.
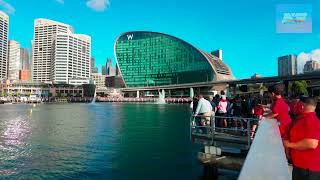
[289,80,308,97]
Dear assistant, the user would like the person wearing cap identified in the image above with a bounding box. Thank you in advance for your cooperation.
[284,97,320,180]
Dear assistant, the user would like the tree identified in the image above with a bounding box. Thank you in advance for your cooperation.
[289,80,308,97]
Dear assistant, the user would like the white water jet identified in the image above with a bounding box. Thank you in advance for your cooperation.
[91,89,97,104]
[156,89,166,104]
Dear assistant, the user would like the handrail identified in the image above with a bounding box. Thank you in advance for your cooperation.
[190,115,259,150]
[238,118,290,180]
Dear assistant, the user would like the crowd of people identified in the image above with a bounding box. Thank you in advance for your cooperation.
[190,84,320,180]
[191,91,267,138]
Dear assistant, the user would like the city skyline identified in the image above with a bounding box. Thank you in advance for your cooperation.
[0,0,319,79]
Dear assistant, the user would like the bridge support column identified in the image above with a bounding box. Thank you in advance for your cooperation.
[136,90,140,98]
[190,88,194,98]
[259,83,264,96]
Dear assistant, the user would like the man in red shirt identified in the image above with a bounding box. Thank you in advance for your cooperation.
[265,84,292,140]
[284,97,320,180]
[288,96,304,120]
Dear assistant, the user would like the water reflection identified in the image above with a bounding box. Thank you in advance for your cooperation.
[0,103,200,179]
[0,106,31,176]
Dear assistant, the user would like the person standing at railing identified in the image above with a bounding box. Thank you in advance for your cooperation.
[194,94,213,133]
[232,96,242,129]
[209,95,217,113]
[216,95,228,128]
[190,96,199,127]
[265,84,292,140]
[284,97,320,180]
[251,99,264,139]
[288,95,304,122]
[209,95,217,128]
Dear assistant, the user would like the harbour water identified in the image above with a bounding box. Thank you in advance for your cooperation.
[0,103,202,179]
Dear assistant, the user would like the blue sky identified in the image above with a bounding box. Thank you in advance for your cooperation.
[2,0,320,78]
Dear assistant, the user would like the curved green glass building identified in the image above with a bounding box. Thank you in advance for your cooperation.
[114,31,233,87]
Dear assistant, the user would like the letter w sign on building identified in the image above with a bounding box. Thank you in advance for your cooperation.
[127,34,133,40]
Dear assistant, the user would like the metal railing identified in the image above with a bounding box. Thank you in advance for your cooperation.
[190,114,260,151]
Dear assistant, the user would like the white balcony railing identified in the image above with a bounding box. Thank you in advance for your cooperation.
[238,118,290,180]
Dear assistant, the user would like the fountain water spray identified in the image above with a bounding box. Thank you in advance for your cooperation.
[156,89,166,104]
[91,89,97,104]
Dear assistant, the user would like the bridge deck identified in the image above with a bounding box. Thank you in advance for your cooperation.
[191,131,251,151]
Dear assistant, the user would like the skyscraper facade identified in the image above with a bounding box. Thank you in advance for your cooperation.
[106,58,116,76]
[114,31,233,87]
[102,65,106,75]
[92,73,106,89]
[32,19,73,83]
[278,55,297,77]
[20,48,29,70]
[303,60,320,74]
[8,40,21,80]
[52,33,91,84]
[0,11,9,80]
[91,57,98,74]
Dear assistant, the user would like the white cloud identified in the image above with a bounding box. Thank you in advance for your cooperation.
[56,0,64,4]
[297,49,320,74]
[86,0,110,12]
[0,0,15,14]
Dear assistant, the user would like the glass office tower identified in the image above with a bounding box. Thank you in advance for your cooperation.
[115,31,233,87]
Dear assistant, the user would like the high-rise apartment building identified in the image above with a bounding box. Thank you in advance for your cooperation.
[19,48,30,81]
[102,65,106,75]
[20,48,29,70]
[30,40,34,78]
[52,33,91,84]
[303,60,320,74]
[92,73,106,89]
[32,19,73,83]
[106,58,116,76]
[91,57,98,74]
[278,55,297,77]
[0,11,9,80]
[8,40,21,80]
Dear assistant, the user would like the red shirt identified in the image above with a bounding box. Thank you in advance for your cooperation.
[271,97,292,139]
[289,99,304,116]
[290,112,320,172]
[254,105,264,116]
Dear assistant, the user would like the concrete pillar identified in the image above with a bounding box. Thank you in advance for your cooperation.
[259,83,264,96]
[136,90,140,98]
[190,87,194,98]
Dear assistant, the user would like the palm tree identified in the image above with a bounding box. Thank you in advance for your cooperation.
[289,80,308,97]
